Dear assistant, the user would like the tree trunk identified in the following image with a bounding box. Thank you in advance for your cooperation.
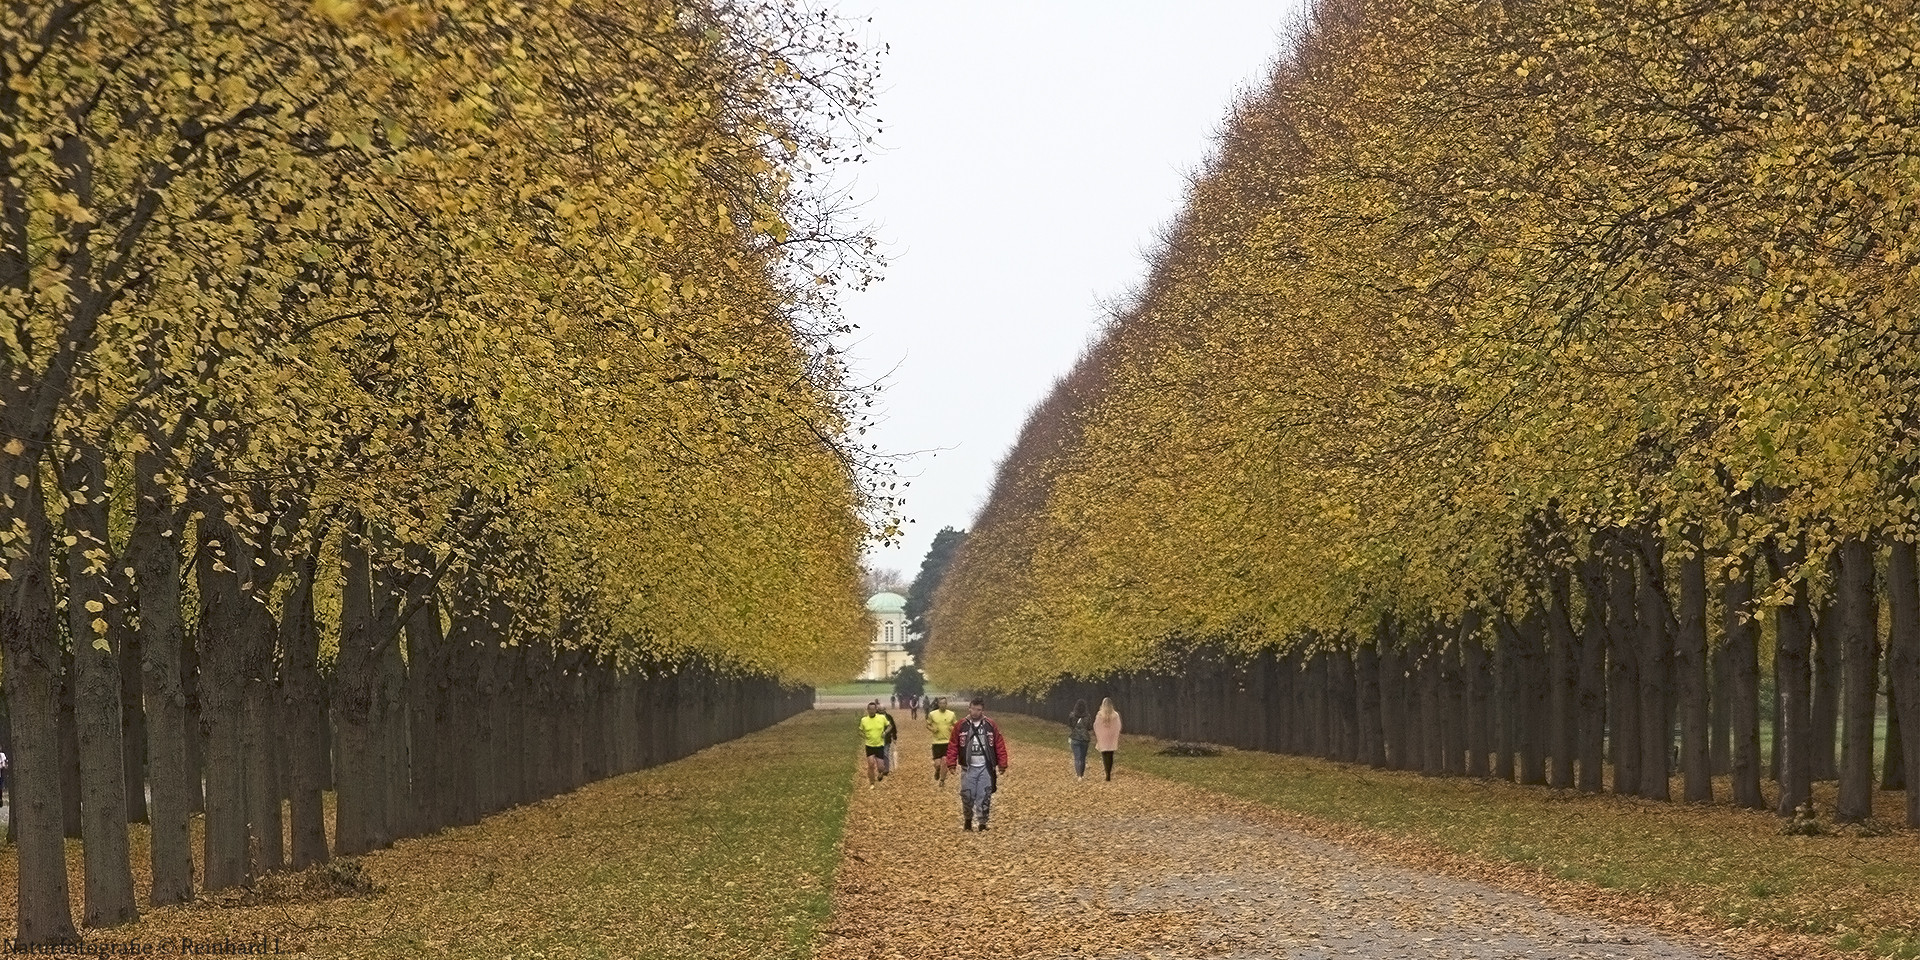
[1710,635,1732,776]
[0,460,82,944]
[281,546,330,868]
[1378,637,1406,769]
[57,657,82,839]
[1885,679,1905,791]
[181,620,204,815]
[378,621,410,844]
[61,442,137,926]
[1357,637,1386,767]
[1634,529,1673,801]
[1836,536,1878,823]
[1890,541,1920,825]
[1813,558,1843,781]
[1607,548,1641,796]
[1546,574,1579,789]
[1492,620,1516,782]
[334,516,379,855]
[1768,538,1816,819]
[195,503,252,891]
[1419,634,1443,777]
[1676,537,1711,803]
[1463,627,1489,778]
[129,444,194,904]
[118,585,148,826]
[1724,557,1765,810]
[237,488,286,876]
[1522,611,1550,786]
[1440,633,1465,776]
[1576,550,1609,793]
[406,581,447,835]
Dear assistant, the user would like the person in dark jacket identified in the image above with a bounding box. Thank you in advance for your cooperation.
[1066,700,1092,779]
[944,697,1010,831]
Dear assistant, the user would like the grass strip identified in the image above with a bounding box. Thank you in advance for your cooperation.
[997,713,1920,959]
[5,710,855,958]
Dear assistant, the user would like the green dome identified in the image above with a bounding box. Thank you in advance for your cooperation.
[865,591,907,614]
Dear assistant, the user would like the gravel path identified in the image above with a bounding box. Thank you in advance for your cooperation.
[816,731,1745,960]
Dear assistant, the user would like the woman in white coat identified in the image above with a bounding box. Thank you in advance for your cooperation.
[1092,698,1122,782]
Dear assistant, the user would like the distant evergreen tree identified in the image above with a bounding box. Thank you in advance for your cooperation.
[892,664,927,701]
[904,528,966,662]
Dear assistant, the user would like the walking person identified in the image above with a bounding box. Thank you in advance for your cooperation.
[926,697,958,787]
[1067,700,1092,780]
[860,701,890,788]
[945,697,1009,831]
[1093,697,1123,782]
[879,702,900,777]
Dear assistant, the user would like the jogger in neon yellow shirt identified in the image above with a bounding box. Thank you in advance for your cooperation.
[925,699,958,787]
[859,702,890,787]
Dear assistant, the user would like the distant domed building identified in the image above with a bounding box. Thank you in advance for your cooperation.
[861,591,914,681]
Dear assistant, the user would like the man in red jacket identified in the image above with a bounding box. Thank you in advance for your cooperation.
[945,697,1009,831]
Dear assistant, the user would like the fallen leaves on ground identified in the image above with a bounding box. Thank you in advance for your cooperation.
[0,711,853,958]
[996,715,1883,959]
[818,724,1775,959]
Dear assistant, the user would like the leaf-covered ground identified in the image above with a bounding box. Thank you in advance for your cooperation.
[994,714,1915,959]
[817,720,1795,960]
[0,711,854,958]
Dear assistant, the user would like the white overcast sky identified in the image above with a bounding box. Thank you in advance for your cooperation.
[831,2,1309,580]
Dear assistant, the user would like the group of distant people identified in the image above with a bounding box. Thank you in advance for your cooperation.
[858,694,1123,831]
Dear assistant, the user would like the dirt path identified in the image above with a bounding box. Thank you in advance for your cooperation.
[816,732,1745,960]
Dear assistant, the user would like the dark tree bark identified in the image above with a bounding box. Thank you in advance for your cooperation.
[1463,624,1490,778]
[129,444,194,904]
[1710,634,1732,776]
[1835,536,1878,823]
[1606,545,1641,796]
[377,614,410,844]
[1575,550,1609,793]
[406,578,449,835]
[1634,529,1674,801]
[1676,535,1712,803]
[1,462,82,944]
[1812,558,1843,781]
[1419,633,1443,777]
[1724,557,1765,810]
[1885,681,1905,791]
[240,489,286,876]
[1545,574,1579,789]
[1886,540,1920,825]
[333,516,378,855]
[194,501,253,891]
[1357,635,1386,768]
[1492,618,1516,782]
[1332,648,1359,764]
[57,657,81,839]
[1378,635,1407,770]
[180,620,204,815]
[1440,631,1465,776]
[60,441,137,926]
[281,544,330,869]
[1766,537,1816,819]
[118,583,147,826]
[1519,611,1550,786]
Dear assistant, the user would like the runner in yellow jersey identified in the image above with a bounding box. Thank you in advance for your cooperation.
[925,698,958,788]
[859,701,890,788]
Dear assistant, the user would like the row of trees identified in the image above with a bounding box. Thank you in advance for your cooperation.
[1,0,884,945]
[931,0,1920,830]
